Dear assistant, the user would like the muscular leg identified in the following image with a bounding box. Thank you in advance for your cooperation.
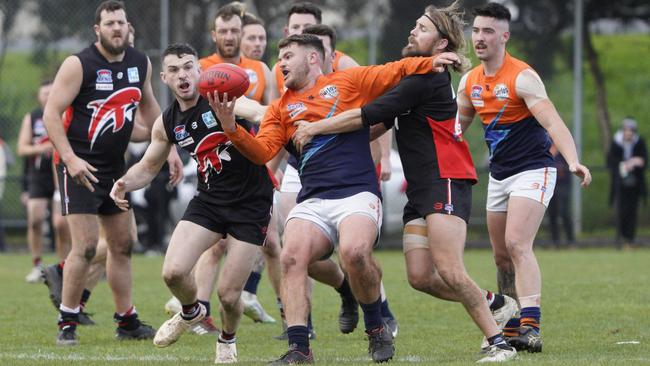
[404,247,459,301]
[426,214,500,338]
[61,214,99,310]
[162,221,222,304]
[51,199,71,260]
[99,210,137,313]
[195,240,226,303]
[338,215,381,305]
[308,258,344,288]
[487,211,517,299]
[217,237,259,334]
[504,197,545,309]
[261,210,282,296]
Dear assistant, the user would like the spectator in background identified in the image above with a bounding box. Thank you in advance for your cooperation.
[608,117,647,249]
[547,144,575,248]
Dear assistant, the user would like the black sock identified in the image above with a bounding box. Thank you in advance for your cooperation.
[114,307,139,330]
[218,330,236,343]
[80,289,92,309]
[307,312,313,330]
[360,296,383,331]
[243,271,262,294]
[489,293,505,311]
[487,333,507,346]
[58,310,79,330]
[181,301,200,320]
[380,299,394,320]
[336,277,354,299]
[287,325,310,352]
[199,300,211,317]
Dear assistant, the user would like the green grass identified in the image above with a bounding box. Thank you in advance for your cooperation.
[0,249,649,365]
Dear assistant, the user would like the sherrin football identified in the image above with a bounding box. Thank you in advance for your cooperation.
[198,63,250,100]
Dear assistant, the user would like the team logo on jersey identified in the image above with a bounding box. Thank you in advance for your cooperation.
[319,85,339,99]
[86,87,141,150]
[178,136,195,147]
[192,132,232,183]
[493,83,509,100]
[191,121,198,129]
[95,69,113,90]
[202,111,218,128]
[245,69,258,84]
[287,102,307,119]
[174,125,190,140]
[127,67,140,83]
[470,84,483,99]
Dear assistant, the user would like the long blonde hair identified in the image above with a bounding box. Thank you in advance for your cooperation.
[424,1,471,73]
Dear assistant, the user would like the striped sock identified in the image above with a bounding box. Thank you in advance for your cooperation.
[503,317,520,337]
[520,306,541,331]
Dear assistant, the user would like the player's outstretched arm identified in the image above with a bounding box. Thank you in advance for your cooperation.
[517,69,591,187]
[210,92,286,164]
[234,96,268,124]
[44,56,98,192]
[110,116,172,210]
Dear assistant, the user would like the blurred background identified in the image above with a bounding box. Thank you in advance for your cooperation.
[0,0,648,252]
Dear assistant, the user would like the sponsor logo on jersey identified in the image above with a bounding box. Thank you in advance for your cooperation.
[287,102,307,119]
[86,87,141,150]
[319,85,339,99]
[471,100,485,107]
[178,136,195,147]
[471,84,483,99]
[95,69,114,90]
[174,125,190,140]
[245,69,258,84]
[202,111,218,128]
[434,202,444,210]
[192,132,232,183]
[494,83,509,100]
[127,67,140,83]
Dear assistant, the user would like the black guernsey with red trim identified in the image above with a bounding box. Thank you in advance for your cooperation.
[361,72,477,223]
[62,44,148,177]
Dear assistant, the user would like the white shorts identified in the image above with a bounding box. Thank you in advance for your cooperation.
[287,191,382,247]
[280,164,302,193]
[486,167,557,212]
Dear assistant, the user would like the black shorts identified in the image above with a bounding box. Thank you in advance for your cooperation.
[182,195,271,246]
[403,178,472,224]
[28,173,56,199]
[56,164,126,216]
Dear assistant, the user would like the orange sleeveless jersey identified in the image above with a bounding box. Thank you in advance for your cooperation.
[464,52,532,126]
[274,50,348,96]
[199,54,267,103]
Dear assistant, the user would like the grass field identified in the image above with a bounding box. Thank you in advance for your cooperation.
[0,249,648,365]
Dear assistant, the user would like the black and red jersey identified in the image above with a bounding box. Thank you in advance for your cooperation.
[62,44,147,176]
[362,72,478,199]
[162,96,273,215]
[27,108,53,178]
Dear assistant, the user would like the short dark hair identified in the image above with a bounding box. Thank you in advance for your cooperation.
[472,2,511,22]
[94,0,126,25]
[287,2,322,24]
[303,24,336,51]
[278,34,325,61]
[162,43,197,60]
[216,2,245,22]
[242,13,265,28]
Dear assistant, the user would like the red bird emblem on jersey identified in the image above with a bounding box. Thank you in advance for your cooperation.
[86,87,141,150]
[192,131,232,183]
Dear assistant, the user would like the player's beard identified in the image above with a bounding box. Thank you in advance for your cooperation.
[285,58,309,90]
[402,37,433,57]
[99,31,129,56]
[217,41,241,59]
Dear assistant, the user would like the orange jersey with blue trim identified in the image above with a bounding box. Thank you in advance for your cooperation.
[228,56,436,202]
[199,54,267,103]
[465,52,553,179]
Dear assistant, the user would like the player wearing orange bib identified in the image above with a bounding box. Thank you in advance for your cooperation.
[457,2,591,353]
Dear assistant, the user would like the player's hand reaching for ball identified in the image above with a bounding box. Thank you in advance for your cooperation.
[208,92,237,133]
[109,179,130,211]
[64,154,98,192]
[432,52,460,73]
